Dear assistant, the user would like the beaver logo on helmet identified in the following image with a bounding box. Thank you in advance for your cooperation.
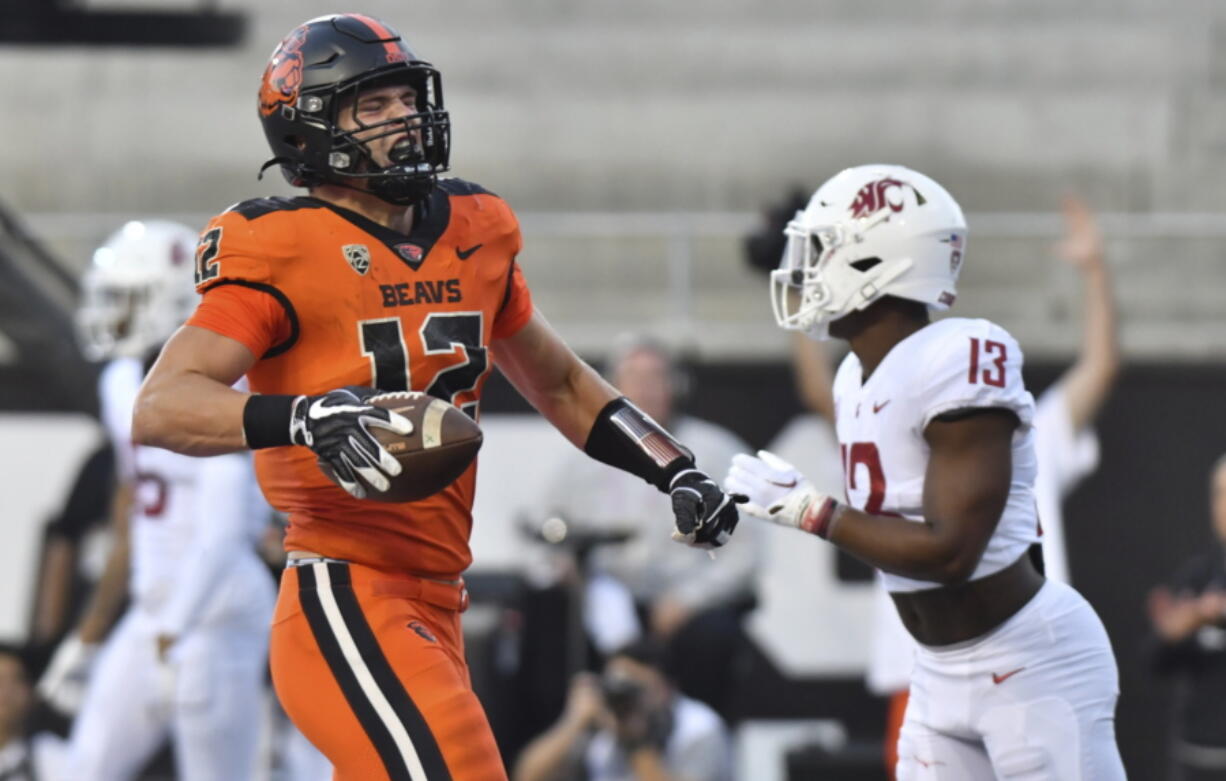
[849,177,909,220]
[258,25,308,118]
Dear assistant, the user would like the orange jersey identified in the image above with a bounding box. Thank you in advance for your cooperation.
[186,179,533,577]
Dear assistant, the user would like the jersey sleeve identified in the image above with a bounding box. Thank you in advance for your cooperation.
[186,284,291,359]
[492,260,534,339]
[188,206,296,356]
[193,209,276,293]
[45,443,116,541]
[916,320,1035,431]
[491,201,534,339]
[1033,382,1099,497]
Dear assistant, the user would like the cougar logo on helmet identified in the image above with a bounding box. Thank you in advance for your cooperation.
[770,164,967,338]
[258,25,308,117]
[849,177,908,219]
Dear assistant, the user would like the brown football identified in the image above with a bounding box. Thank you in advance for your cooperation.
[319,391,483,503]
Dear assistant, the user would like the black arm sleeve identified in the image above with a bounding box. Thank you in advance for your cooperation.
[583,397,694,492]
[45,443,115,542]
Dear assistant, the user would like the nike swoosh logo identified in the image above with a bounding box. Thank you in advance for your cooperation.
[873,400,890,413]
[767,478,797,489]
[456,243,483,260]
[991,667,1025,685]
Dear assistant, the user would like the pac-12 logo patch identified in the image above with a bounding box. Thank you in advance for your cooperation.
[342,244,371,275]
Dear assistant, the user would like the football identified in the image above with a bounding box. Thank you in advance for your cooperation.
[319,391,483,503]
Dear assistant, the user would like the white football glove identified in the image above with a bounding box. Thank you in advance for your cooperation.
[724,451,841,538]
[37,634,99,715]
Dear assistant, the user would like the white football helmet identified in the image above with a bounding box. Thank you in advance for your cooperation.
[770,164,967,339]
[76,220,201,361]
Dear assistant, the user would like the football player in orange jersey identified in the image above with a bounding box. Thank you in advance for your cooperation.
[131,13,742,781]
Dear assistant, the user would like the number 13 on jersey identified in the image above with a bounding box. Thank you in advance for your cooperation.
[968,337,1007,388]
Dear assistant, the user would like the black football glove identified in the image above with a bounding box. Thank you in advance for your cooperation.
[668,468,747,550]
[289,386,413,499]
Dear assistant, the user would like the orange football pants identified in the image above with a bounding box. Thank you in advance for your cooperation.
[270,560,507,781]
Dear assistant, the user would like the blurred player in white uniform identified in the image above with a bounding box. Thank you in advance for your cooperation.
[726,166,1124,779]
[38,220,277,780]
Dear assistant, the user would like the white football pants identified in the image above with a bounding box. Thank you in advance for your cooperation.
[895,580,1125,780]
[63,565,274,781]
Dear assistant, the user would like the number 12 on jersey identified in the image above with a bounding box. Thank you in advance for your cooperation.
[968,337,1007,388]
[359,313,488,416]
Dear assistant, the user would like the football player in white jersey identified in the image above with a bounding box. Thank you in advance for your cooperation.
[38,220,277,780]
[725,166,1125,779]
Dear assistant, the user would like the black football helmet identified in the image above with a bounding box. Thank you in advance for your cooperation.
[257,14,450,205]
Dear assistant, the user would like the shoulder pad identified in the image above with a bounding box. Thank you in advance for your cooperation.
[225,197,323,222]
[915,318,1033,429]
[437,178,497,198]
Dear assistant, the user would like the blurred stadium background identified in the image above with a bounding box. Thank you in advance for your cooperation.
[1,1,1225,778]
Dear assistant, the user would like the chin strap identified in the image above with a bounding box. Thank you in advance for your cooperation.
[257,157,295,181]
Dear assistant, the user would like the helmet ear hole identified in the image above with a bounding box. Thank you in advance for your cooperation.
[850,257,882,272]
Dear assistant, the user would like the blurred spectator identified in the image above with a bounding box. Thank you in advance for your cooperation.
[513,640,732,781]
[541,333,760,713]
[0,644,62,780]
[1146,455,1226,781]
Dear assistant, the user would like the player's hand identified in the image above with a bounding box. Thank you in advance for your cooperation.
[725,451,841,538]
[669,468,745,549]
[1055,196,1105,272]
[290,386,413,499]
[37,634,99,716]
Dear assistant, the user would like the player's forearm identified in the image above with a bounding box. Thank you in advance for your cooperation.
[828,508,987,585]
[530,360,620,449]
[492,321,619,448]
[31,537,76,643]
[133,368,250,455]
[1063,262,1120,431]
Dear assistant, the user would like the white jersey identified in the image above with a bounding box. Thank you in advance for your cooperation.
[831,318,1039,593]
[98,359,268,626]
[98,357,144,482]
[1033,382,1100,585]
